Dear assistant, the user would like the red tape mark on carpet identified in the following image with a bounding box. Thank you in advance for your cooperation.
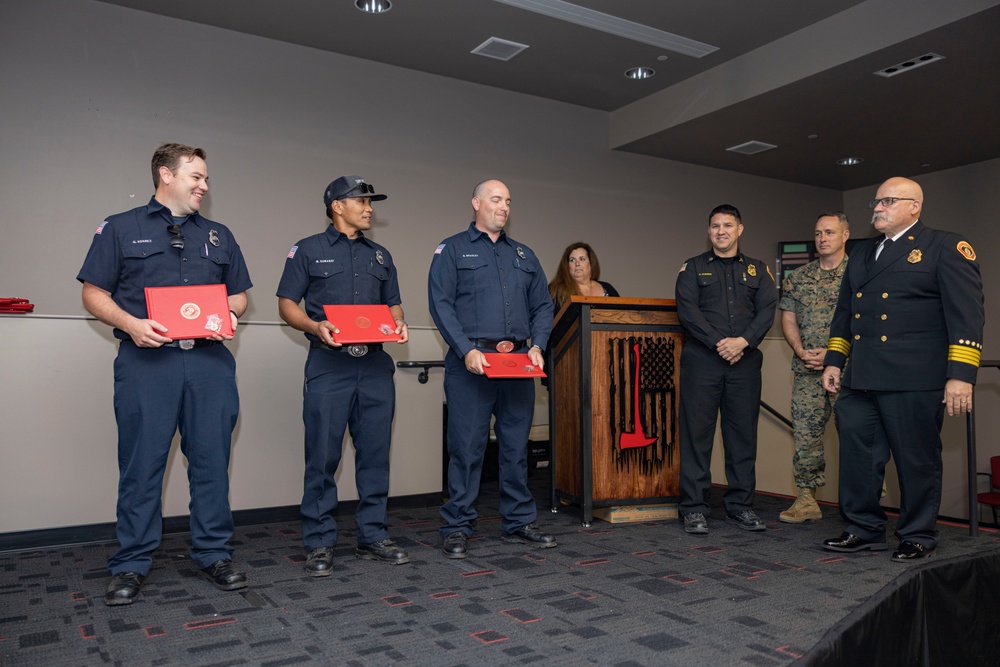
[471,630,509,645]
[774,561,807,571]
[70,591,86,602]
[184,617,237,630]
[381,596,412,606]
[429,591,458,600]
[501,608,540,624]
[79,624,96,640]
[664,573,697,585]
[461,570,496,578]
[632,550,657,557]
[691,545,726,555]
[573,591,596,600]
[575,558,610,567]
[144,626,167,638]
[777,645,805,658]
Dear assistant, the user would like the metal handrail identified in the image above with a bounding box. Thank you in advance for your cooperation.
[760,400,793,430]
[396,360,445,384]
[968,360,999,537]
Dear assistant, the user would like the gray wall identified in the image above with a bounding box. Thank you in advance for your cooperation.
[1,0,996,534]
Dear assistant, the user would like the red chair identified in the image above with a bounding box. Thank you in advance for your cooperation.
[977,456,1000,526]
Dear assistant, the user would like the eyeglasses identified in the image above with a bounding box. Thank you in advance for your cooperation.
[168,224,185,250]
[868,197,916,209]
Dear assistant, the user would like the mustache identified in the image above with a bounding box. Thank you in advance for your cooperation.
[870,212,887,225]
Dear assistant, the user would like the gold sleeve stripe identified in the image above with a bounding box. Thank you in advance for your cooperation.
[949,345,982,367]
[827,337,851,356]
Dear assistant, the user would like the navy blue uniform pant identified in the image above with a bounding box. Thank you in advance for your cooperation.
[440,347,536,538]
[109,341,239,575]
[679,344,762,516]
[835,386,944,548]
[301,347,395,550]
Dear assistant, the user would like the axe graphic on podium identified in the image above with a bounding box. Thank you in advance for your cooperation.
[619,342,657,450]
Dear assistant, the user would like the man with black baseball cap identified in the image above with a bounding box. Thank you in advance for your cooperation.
[277,175,409,576]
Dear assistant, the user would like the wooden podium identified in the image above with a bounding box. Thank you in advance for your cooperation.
[548,296,683,525]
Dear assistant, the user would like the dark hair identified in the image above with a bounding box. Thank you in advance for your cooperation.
[151,143,207,188]
[816,211,850,229]
[548,242,602,310]
[709,204,741,224]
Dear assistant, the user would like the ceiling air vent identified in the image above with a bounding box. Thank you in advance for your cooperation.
[726,141,777,156]
[875,53,944,78]
[471,37,530,61]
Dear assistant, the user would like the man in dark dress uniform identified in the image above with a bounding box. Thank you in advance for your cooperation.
[821,177,984,561]
[675,204,778,535]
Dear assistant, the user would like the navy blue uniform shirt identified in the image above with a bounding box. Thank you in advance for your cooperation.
[276,226,401,342]
[76,196,252,339]
[428,222,553,358]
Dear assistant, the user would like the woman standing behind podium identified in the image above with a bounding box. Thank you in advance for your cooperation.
[548,242,619,311]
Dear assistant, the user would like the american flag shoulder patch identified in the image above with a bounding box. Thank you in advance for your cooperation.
[434,243,446,255]
[96,220,110,235]
[287,245,298,259]
[678,262,687,273]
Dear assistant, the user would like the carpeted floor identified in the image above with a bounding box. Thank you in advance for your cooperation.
[2,482,998,667]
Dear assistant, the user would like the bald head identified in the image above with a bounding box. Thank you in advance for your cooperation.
[871,176,923,237]
[472,179,511,238]
[880,177,923,202]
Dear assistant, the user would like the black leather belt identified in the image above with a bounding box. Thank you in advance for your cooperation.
[310,341,383,357]
[121,339,217,350]
[472,338,526,353]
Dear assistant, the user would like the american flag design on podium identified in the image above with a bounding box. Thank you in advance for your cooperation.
[608,336,677,474]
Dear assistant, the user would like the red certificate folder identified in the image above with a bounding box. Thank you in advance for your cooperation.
[323,304,402,344]
[482,353,547,379]
[144,284,233,339]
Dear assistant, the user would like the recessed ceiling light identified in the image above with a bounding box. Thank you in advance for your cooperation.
[355,0,392,14]
[657,55,669,62]
[471,37,530,61]
[837,157,864,166]
[625,67,655,80]
[807,134,819,139]
[727,140,777,155]
[874,53,943,78]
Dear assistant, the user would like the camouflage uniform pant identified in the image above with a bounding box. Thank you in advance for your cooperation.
[790,371,837,488]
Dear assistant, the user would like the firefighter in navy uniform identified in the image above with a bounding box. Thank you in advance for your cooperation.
[821,177,984,562]
[675,204,778,535]
[428,179,556,559]
[277,176,410,577]
[78,143,252,606]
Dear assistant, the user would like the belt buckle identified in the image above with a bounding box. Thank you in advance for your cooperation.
[495,340,514,353]
[179,339,195,350]
[347,344,369,358]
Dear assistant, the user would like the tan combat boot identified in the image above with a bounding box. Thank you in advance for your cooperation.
[779,487,822,523]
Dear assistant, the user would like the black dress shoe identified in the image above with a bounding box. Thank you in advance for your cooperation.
[305,547,335,577]
[726,510,766,532]
[356,540,410,565]
[501,523,557,548]
[891,540,932,562]
[104,571,144,606]
[822,532,888,552]
[682,512,709,535]
[198,559,248,590]
[442,531,468,559]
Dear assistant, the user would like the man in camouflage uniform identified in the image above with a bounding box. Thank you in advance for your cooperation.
[777,212,849,523]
